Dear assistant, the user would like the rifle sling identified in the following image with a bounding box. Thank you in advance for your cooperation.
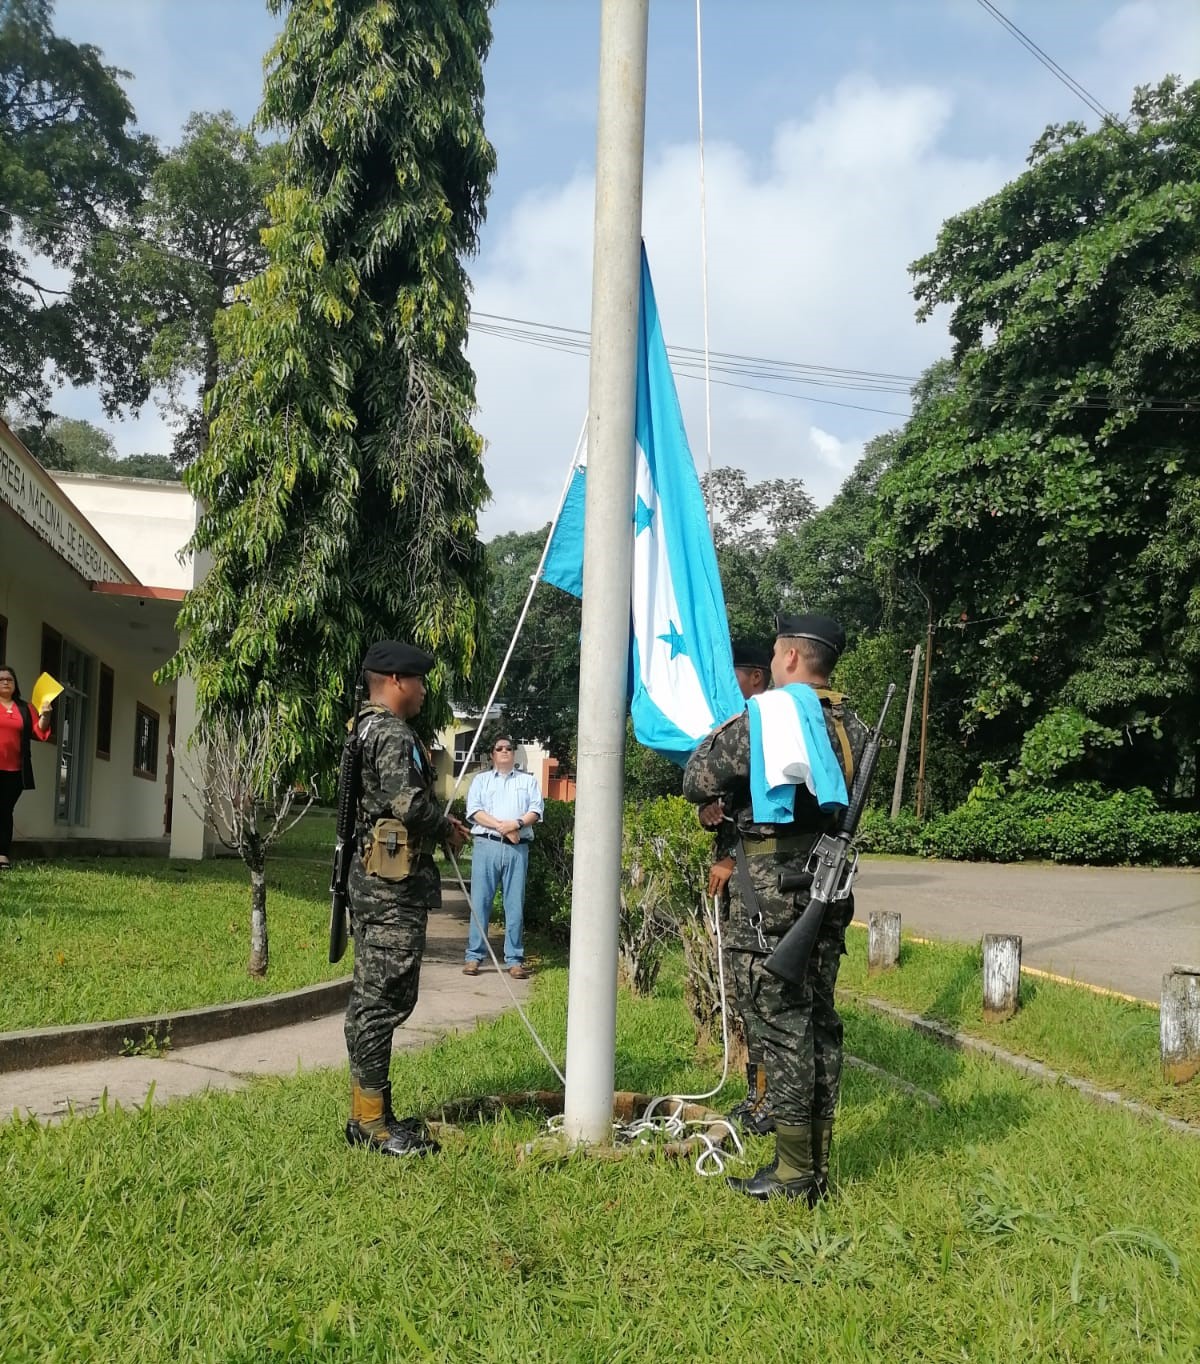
[732,837,765,935]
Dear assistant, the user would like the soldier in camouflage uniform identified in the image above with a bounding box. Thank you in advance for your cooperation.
[683,614,868,1203]
[699,641,774,1133]
[343,639,469,1157]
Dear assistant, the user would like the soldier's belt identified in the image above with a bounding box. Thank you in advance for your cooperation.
[743,835,810,858]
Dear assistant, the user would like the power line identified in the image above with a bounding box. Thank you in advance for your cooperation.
[469,313,1200,414]
[973,0,1125,130]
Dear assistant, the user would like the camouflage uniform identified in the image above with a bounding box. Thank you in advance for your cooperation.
[683,693,867,1127]
[344,702,453,1090]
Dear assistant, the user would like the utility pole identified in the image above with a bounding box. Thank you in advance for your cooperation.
[561,0,649,1147]
[890,643,922,819]
[915,611,934,821]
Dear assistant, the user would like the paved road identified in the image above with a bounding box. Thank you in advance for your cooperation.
[0,889,532,1123]
[853,859,1199,1003]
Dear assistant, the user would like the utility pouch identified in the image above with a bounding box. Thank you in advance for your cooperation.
[363,818,411,881]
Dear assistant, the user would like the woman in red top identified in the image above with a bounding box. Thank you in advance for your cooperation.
[0,665,53,869]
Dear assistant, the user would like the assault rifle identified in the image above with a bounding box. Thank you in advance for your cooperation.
[763,683,897,986]
[328,682,364,963]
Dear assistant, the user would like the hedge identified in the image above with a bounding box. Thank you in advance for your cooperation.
[856,785,1200,866]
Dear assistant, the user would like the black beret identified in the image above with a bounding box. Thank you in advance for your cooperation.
[361,639,435,676]
[774,613,847,659]
[731,641,772,671]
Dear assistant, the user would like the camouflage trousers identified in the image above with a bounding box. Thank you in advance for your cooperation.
[729,898,852,1125]
[344,907,428,1090]
[724,933,763,1065]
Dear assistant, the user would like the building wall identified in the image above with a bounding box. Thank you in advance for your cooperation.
[0,568,176,843]
[53,474,197,591]
[1,430,178,845]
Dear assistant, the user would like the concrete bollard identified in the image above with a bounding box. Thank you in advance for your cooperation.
[868,911,902,975]
[983,934,1022,1023]
[1161,965,1200,1085]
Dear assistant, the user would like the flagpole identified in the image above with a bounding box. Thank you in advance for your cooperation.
[561,0,649,1146]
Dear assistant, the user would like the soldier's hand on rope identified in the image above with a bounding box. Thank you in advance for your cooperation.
[697,799,725,830]
[707,856,734,898]
[447,817,470,855]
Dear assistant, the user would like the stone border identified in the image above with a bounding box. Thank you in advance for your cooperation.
[0,977,352,1075]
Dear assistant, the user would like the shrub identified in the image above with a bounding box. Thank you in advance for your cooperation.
[525,799,575,939]
[857,785,1200,866]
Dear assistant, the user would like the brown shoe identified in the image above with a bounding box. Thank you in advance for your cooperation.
[462,961,480,976]
[508,964,531,981]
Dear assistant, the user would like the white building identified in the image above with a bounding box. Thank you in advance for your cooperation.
[0,419,205,858]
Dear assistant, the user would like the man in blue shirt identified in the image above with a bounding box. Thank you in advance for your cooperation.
[462,735,544,979]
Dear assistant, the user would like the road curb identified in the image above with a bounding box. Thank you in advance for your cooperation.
[0,977,352,1076]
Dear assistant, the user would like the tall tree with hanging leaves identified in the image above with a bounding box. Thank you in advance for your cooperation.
[165,0,496,779]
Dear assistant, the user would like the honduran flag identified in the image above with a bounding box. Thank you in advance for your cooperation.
[541,245,745,764]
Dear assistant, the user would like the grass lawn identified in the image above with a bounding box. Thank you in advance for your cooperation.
[0,813,346,1031]
[2,964,1197,1363]
[838,928,1199,1126]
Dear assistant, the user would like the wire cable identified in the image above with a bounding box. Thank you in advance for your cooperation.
[973,0,1125,129]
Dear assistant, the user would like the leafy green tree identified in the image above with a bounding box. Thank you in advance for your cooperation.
[166,0,497,779]
[763,431,898,641]
[12,413,179,479]
[83,111,284,465]
[0,0,156,417]
[700,465,814,640]
[875,77,1200,797]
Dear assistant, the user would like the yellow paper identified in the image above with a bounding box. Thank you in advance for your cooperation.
[31,672,64,713]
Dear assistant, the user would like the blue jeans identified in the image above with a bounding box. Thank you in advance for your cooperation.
[466,837,529,967]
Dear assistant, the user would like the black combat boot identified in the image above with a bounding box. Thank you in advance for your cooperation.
[811,1118,834,1203]
[345,1082,440,1157]
[727,1122,816,1202]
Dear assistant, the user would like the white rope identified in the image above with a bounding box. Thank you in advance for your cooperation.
[435,421,587,1089]
[447,846,566,1087]
[694,0,715,527]
[614,894,744,1176]
[443,417,586,807]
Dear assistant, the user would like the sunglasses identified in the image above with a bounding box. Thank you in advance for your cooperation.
[492,744,513,752]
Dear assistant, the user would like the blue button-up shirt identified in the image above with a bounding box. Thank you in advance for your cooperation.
[466,767,545,842]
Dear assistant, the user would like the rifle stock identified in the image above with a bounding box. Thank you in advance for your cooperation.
[763,683,896,984]
[328,682,364,963]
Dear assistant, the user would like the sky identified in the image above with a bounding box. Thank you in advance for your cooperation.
[48,0,1200,538]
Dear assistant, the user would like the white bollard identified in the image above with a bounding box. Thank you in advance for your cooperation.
[868,911,902,975]
[983,934,1022,1023]
[1161,965,1200,1085]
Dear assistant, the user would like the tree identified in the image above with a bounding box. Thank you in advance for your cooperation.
[763,431,899,641]
[699,465,815,641]
[0,0,156,417]
[178,706,313,976]
[84,111,284,465]
[11,413,179,479]
[166,0,497,783]
[874,77,1200,796]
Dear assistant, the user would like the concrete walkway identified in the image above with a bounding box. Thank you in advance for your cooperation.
[854,859,1199,1003]
[0,888,530,1124]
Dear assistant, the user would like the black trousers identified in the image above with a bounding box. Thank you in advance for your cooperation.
[0,770,25,857]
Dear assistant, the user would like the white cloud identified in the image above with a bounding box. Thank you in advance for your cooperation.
[471,76,1007,538]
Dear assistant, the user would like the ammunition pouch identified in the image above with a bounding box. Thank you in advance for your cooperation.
[362,818,423,881]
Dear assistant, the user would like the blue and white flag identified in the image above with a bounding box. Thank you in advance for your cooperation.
[746,685,849,823]
[541,245,744,763]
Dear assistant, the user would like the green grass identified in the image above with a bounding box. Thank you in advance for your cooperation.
[0,814,346,1031]
[839,926,1199,1125]
[1,965,1198,1362]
